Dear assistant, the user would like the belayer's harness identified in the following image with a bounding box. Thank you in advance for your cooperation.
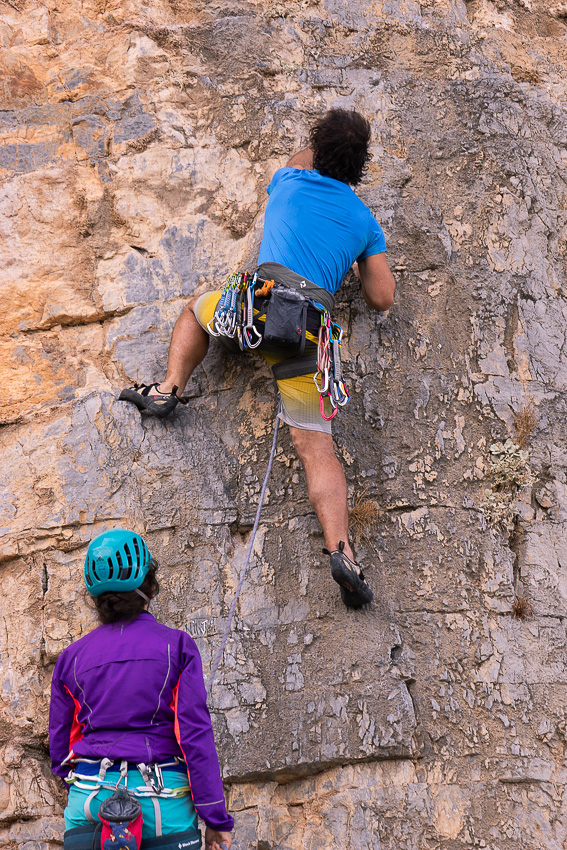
[64,757,191,838]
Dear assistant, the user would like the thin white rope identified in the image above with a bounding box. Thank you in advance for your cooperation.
[206,417,280,694]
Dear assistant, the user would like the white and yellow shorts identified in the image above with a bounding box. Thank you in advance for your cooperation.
[194,290,334,434]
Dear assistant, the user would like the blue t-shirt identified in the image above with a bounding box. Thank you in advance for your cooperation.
[257,167,386,294]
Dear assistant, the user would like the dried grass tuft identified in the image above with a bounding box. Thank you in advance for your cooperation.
[511,594,532,619]
[349,487,383,540]
[514,400,537,448]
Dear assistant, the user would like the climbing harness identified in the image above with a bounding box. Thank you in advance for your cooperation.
[64,758,191,839]
[207,272,351,416]
[313,311,350,420]
[62,759,202,850]
[62,824,202,850]
[206,415,280,694]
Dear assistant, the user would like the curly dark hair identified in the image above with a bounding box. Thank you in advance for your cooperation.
[309,109,372,186]
[93,560,160,625]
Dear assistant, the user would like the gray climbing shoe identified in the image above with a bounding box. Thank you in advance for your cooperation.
[119,382,186,418]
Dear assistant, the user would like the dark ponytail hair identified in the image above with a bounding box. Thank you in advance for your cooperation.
[93,560,160,625]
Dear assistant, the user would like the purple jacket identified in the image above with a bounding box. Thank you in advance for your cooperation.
[49,612,233,832]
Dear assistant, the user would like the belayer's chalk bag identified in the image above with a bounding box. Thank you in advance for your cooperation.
[263,287,307,354]
[98,788,143,850]
[63,826,202,850]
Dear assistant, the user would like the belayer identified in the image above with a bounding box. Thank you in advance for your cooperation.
[49,529,233,850]
[120,109,396,609]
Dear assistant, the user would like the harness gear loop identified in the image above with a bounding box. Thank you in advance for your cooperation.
[84,789,99,824]
[99,758,112,783]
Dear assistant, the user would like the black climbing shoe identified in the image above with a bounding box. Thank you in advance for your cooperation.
[339,585,369,610]
[323,541,373,609]
[118,383,186,418]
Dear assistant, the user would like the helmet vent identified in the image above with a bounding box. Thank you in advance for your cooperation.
[115,549,124,575]
[133,537,141,563]
[123,542,133,579]
[107,556,114,579]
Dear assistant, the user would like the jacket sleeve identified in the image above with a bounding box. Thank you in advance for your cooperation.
[49,654,83,779]
[173,642,234,832]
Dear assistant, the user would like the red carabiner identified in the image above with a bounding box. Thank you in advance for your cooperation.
[320,393,337,421]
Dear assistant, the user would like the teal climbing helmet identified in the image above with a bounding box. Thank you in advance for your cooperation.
[84,529,151,596]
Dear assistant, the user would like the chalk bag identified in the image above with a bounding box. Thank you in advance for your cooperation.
[98,788,143,850]
[263,287,307,354]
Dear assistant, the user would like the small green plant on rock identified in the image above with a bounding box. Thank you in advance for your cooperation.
[481,439,535,532]
[489,439,534,489]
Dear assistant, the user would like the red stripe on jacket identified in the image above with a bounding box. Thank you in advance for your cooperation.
[64,685,84,752]
[170,678,193,795]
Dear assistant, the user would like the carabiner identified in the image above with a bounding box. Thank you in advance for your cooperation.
[244,326,262,349]
[241,285,263,348]
[207,317,221,337]
[153,763,165,793]
[313,369,329,395]
[336,381,350,406]
[320,394,337,421]
[117,759,129,789]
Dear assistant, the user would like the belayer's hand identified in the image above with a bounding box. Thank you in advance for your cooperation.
[204,827,232,850]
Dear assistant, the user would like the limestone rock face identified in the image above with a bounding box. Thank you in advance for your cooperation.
[2,0,567,848]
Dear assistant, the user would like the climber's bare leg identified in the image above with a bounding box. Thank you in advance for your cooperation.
[290,427,357,565]
[156,298,209,394]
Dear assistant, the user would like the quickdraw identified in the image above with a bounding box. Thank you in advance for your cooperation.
[207,272,262,350]
[313,312,350,420]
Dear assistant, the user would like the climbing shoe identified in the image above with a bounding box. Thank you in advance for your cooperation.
[118,382,186,418]
[323,541,373,609]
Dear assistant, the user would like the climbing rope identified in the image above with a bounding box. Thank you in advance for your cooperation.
[206,415,280,694]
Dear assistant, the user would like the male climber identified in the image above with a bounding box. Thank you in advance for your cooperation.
[120,109,395,609]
